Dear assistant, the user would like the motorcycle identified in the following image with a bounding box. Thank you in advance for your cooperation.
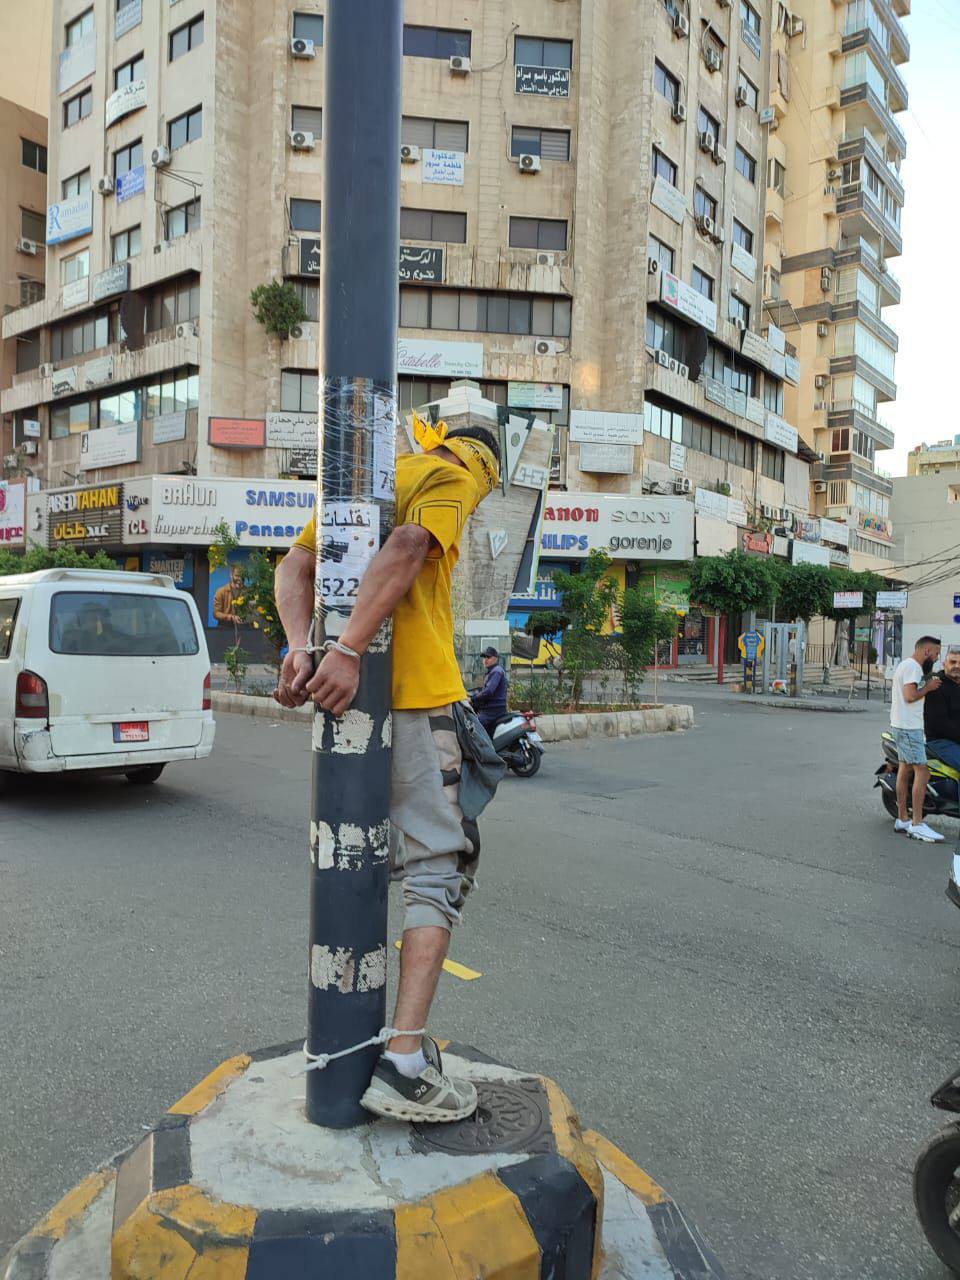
[470,696,544,778]
[914,1063,960,1274]
[874,731,960,826]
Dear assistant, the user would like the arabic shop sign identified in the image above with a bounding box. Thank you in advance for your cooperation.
[0,482,26,546]
[399,246,444,283]
[48,485,123,548]
[80,422,139,471]
[105,78,146,128]
[266,412,317,450]
[91,261,130,302]
[397,338,483,378]
[422,149,465,185]
[115,0,142,38]
[116,165,145,203]
[660,270,717,333]
[299,237,321,277]
[515,65,570,97]
[47,193,93,246]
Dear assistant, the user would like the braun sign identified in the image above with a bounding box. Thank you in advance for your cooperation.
[541,494,694,561]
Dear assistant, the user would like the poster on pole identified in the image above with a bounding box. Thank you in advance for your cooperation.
[876,590,908,610]
[833,591,864,610]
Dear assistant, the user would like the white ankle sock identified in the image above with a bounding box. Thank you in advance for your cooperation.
[385,1048,428,1078]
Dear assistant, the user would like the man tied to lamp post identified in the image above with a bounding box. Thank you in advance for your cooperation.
[274,416,504,1122]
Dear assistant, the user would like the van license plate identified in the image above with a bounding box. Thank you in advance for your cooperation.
[114,721,149,743]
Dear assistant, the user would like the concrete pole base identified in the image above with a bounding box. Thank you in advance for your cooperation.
[2,1042,725,1280]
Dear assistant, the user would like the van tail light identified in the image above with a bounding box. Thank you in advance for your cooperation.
[16,671,49,720]
[202,671,211,711]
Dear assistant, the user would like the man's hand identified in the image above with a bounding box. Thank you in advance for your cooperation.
[925,677,943,695]
[305,649,361,717]
[274,649,314,707]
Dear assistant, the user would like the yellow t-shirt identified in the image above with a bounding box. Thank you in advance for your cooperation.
[294,453,481,710]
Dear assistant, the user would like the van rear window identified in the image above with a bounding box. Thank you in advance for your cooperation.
[0,598,19,659]
[49,592,199,657]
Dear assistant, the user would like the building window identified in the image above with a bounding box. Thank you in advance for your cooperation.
[510,126,570,161]
[21,138,47,173]
[61,169,91,198]
[402,116,469,151]
[168,105,202,151]
[737,69,759,111]
[692,267,714,301]
[114,51,144,86]
[645,307,684,361]
[16,332,41,373]
[697,106,720,147]
[288,279,319,322]
[735,144,756,183]
[65,9,94,45]
[652,147,677,186]
[729,293,750,327]
[19,277,44,306]
[400,208,467,243]
[399,287,571,338]
[514,36,572,69]
[143,366,200,418]
[644,399,685,444]
[732,220,754,253]
[290,198,321,232]
[169,14,203,61]
[292,12,324,44]
[63,87,93,128]
[111,225,141,262]
[61,249,90,285]
[291,105,323,135]
[740,0,761,36]
[648,235,674,274]
[704,341,757,396]
[762,446,785,482]
[694,186,718,220]
[51,308,112,361]
[768,158,786,195]
[509,217,568,251]
[655,60,681,108]
[165,198,201,241]
[51,400,96,439]
[763,378,784,413]
[403,25,471,59]
[281,370,320,413]
[146,276,200,331]
[113,139,143,180]
[20,209,46,243]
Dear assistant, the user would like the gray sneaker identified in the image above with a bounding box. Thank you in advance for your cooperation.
[360,1036,478,1123]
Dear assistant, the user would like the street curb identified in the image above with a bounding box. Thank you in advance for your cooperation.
[738,696,869,713]
[210,693,696,739]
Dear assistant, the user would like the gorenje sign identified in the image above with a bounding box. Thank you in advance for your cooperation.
[540,494,695,560]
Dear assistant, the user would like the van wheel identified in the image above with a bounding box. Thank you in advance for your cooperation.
[125,764,165,785]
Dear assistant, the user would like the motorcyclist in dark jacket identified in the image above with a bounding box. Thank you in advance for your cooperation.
[472,646,508,733]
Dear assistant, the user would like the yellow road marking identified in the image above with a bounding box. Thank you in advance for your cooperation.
[394,939,482,981]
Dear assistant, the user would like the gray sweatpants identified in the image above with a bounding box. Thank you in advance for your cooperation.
[389,705,480,933]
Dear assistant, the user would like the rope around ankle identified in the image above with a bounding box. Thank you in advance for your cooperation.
[296,1026,426,1074]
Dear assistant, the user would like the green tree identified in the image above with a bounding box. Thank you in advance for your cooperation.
[616,585,677,703]
[688,550,778,683]
[250,281,308,340]
[775,563,835,623]
[234,549,286,675]
[526,550,618,708]
[0,545,119,576]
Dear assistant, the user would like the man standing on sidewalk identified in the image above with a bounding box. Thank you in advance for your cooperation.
[273,417,502,1122]
[924,647,960,775]
[890,635,943,842]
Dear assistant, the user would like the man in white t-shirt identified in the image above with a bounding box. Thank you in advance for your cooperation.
[890,635,943,842]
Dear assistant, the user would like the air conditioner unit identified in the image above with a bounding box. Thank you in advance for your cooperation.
[714,225,725,244]
[815,374,828,389]
[3,454,17,469]
[647,256,661,275]
[704,46,722,72]
[289,130,316,151]
[290,36,316,58]
[673,11,690,37]
[735,85,749,107]
[39,362,54,377]
[151,144,171,168]
[672,101,687,122]
[176,321,197,339]
[536,252,556,265]
[656,349,672,369]
[699,131,715,153]
[820,267,833,292]
[518,153,541,173]
[400,143,420,164]
[814,481,828,493]
[761,503,776,519]
[717,481,732,496]
[97,174,115,195]
[827,167,841,180]
[21,440,38,457]
[713,143,726,165]
[674,476,693,494]
[696,213,716,237]
[16,237,38,256]
[788,14,805,36]
[877,258,888,274]
[535,339,562,356]
[449,55,472,73]
[758,106,776,126]
[817,322,830,337]
[290,324,304,340]
[816,451,826,463]
[733,317,746,332]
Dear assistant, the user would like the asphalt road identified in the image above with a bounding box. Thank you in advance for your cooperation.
[2,693,959,1279]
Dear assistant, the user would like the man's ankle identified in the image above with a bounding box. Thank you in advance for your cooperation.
[389,1035,422,1055]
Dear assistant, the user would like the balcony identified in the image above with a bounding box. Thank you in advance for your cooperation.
[838,130,905,204]
[827,398,896,451]
[829,354,896,403]
[835,239,901,305]
[813,457,894,496]
[839,84,907,158]
[841,30,909,111]
[835,183,903,257]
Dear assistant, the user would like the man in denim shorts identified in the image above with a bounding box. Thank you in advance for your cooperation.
[890,635,943,842]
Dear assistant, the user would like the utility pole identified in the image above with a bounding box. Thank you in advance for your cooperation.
[307,0,402,1128]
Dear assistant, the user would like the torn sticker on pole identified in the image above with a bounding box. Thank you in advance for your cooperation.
[319,501,380,616]
[372,392,397,501]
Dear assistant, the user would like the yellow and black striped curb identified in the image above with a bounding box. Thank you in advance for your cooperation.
[3,1041,725,1280]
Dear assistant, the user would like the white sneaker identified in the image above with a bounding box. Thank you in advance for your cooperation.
[909,822,945,843]
[894,819,912,834]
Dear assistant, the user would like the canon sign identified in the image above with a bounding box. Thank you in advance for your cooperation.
[541,494,694,561]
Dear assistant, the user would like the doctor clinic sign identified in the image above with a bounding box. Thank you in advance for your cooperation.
[48,485,124,548]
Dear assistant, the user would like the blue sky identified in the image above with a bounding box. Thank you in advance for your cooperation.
[882,2,960,474]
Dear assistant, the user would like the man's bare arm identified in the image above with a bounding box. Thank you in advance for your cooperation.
[274,546,317,705]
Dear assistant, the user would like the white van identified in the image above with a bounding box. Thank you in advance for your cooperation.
[0,568,215,784]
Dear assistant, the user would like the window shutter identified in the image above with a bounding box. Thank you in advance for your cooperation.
[433,120,467,151]
[539,130,570,161]
[402,117,436,148]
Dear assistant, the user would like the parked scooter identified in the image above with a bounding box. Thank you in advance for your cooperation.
[914,1060,960,1274]
[470,697,544,778]
[874,731,960,825]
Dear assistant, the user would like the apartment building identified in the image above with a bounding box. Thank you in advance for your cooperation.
[906,440,960,478]
[769,0,908,570]
[0,0,814,659]
[891,472,960,653]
